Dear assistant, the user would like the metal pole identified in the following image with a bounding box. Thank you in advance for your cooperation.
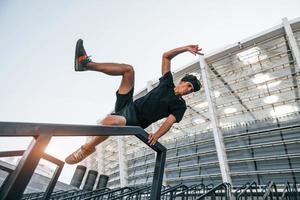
[42,164,64,200]
[282,17,300,71]
[135,132,167,200]
[41,152,64,200]
[198,55,232,184]
[149,149,166,200]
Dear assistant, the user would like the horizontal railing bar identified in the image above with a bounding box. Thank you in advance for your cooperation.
[42,153,64,166]
[0,122,141,136]
[0,121,166,152]
[0,151,63,167]
[0,165,13,173]
[196,183,229,200]
[0,150,24,157]
[109,186,152,200]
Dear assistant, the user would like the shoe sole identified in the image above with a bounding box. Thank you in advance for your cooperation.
[74,39,83,71]
[65,147,96,164]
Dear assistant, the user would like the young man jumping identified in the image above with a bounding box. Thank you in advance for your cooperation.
[65,39,202,164]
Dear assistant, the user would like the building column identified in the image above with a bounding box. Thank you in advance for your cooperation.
[147,81,167,186]
[198,55,232,184]
[117,136,128,187]
[96,143,105,174]
[282,17,300,71]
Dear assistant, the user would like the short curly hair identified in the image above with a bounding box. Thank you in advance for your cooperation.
[181,74,201,92]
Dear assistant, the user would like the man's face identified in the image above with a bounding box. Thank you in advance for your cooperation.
[177,81,194,95]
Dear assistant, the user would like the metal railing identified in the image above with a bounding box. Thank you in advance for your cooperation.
[234,181,259,200]
[160,183,189,200]
[0,121,167,200]
[0,150,64,200]
[262,181,279,200]
[16,181,300,199]
[281,181,299,200]
[196,183,231,200]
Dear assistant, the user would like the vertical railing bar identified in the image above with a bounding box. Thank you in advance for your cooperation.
[41,162,64,200]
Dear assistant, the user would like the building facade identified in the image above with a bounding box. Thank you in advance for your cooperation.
[85,17,300,188]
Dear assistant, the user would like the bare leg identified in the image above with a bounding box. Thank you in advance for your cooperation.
[82,62,134,147]
[86,62,135,94]
[65,115,126,164]
[83,115,127,150]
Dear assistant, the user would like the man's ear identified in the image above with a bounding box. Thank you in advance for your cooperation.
[179,80,185,85]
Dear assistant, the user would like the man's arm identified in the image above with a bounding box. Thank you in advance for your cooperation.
[148,114,177,145]
[161,45,202,76]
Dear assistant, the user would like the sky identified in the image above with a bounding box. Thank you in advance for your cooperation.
[0,0,299,184]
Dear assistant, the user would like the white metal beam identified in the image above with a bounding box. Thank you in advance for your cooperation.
[282,17,300,71]
[117,136,128,187]
[198,55,232,184]
[96,143,105,174]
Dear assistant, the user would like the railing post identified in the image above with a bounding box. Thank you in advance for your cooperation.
[135,132,167,200]
[150,149,166,200]
[42,164,64,200]
[0,134,52,200]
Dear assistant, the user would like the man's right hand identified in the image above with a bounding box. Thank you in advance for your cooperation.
[186,45,202,55]
[161,44,203,76]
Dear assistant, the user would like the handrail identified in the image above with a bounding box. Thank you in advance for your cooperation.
[281,181,299,200]
[234,182,250,197]
[281,181,292,199]
[29,190,81,200]
[56,187,110,200]
[59,187,129,200]
[262,181,279,200]
[107,185,152,200]
[161,183,183,195]
[0,121,167,200]
[174,184,205,199]
[186,184,206,200]
[236,181,258,200]
[45,189,80,200]
[196,183,231,200]
[160,184,189,199]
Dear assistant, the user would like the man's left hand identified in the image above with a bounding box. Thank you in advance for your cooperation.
[148,133,159,146]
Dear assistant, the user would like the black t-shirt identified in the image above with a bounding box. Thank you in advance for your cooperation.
[134,71,187,128]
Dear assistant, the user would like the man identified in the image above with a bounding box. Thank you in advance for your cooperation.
[65,39,202,164]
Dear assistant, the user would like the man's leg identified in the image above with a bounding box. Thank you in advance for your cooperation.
[75,39,135,94]
[66,40,136,164]
[86,62,135,94]
[65,115,126,164]
[83,115,126,150]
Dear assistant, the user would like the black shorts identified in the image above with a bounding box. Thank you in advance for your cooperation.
[110,87,141,126]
